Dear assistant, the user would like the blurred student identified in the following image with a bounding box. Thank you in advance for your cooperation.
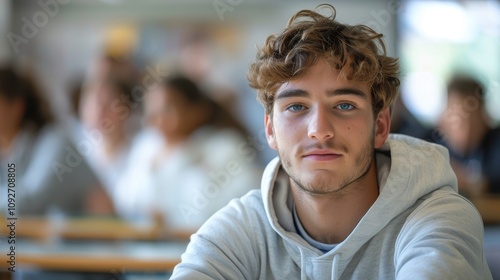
[77,74,140,205]
[436,74,500,196]
[0,67,112,216]
[116,75,259,233]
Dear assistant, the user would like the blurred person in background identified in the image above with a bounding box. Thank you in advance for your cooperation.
[66,53,158,219]
[436,74,500,197]
[115,75,259,234]
[77,73,140,208]
[0,67,113,216]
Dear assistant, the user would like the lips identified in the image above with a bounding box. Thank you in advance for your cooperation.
[302,149,342,161]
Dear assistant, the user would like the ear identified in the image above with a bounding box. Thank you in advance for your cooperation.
[264,114,277,150]
[374,107,391,149]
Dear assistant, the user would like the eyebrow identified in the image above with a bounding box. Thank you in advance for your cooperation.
[275,88,368,100]
[327,88,368,100]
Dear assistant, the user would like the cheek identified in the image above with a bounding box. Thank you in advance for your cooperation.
[341,119,365,135]
[272,117,287,137]
[342,118,374,143]
[274,121,301,149]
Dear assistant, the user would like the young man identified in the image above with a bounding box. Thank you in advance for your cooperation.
[171,5,492,279]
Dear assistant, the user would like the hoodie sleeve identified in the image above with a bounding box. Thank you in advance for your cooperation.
[394,189,493,280]
[170,192,261,280]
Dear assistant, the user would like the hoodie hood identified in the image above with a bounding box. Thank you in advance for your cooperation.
[260,134,458,278]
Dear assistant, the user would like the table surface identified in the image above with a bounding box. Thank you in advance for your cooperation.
[0,239,188,272]
[0,216,192,241]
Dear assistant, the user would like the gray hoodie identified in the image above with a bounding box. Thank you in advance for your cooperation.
[171,135,493,279]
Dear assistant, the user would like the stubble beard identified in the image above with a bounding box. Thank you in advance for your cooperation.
[278,134,375,197]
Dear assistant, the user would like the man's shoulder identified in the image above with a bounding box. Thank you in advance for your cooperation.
[236,188,266,215]
[197,189,268,235]
[188,188,275,261]
[416,187,478,215]
[404,187,482,232]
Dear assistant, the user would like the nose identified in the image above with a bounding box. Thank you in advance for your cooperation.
[307,106,334,141]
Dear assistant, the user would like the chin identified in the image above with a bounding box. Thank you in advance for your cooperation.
[301,176,343,192]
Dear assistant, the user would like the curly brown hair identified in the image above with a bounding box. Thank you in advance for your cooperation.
[247,4,400,116]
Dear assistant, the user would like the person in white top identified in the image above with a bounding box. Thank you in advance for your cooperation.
[116,75,260,233]
[77,73,141,209]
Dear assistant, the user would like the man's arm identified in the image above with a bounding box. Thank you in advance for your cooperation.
[395,190,493,280]
[170,192,261,280]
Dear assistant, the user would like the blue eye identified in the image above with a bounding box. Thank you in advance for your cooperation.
[287,104,306,112]
[336,103,354,111]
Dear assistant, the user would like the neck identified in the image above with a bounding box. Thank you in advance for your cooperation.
[102,128,126,158]
[291,159,379,244]
[164,133,190,149]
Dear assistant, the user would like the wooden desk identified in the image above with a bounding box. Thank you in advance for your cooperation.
[470,195,500,224]
[0,239,188,273]
[0,216,192,241]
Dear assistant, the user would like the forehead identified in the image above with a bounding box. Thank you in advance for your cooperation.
[84,82,118,101]
[276,59,371,100]
[145,86,188,109]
